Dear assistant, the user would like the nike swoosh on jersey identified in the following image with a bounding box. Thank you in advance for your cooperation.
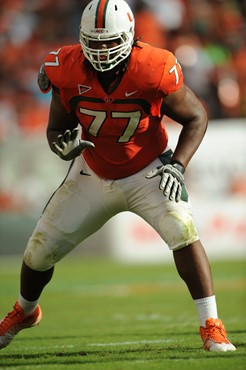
[80,170,91,176]
[125,91,138,97]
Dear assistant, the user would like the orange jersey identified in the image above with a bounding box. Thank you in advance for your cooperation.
[42,42,183,179]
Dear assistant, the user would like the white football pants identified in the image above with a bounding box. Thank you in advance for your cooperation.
[24,155,199,271]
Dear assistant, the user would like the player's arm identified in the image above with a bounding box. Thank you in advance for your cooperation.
[38,53,94,161]
[146,83,207,202]
[38,62,86,157]
[161,83,208,169]
[46,89,77,152]
[146,51,207,202]
[47,90,94,161]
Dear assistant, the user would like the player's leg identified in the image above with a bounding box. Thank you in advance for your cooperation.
[0,157,116,349]
[123,157,236,352]
[173,241,236,351]
[18,156,127,307]
[173,239,214,299]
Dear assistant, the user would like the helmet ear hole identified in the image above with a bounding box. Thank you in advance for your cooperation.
[80,0,135,72]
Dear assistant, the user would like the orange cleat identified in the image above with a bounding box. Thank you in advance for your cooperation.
[200,318,236,352]
[0,302,42,349]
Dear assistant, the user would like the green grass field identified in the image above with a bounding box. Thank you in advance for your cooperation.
[0,256,245,370]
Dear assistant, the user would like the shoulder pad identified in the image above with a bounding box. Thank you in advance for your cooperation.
[37,64,52,93]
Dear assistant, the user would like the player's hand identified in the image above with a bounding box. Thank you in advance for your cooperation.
[145,163,185,202]
[53,127,95,161]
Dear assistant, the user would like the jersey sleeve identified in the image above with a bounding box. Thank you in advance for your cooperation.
[158,51,183,95]
[43,47,63,89]
[38,46,75,112]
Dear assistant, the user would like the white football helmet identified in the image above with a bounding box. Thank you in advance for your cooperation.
[80,0,135,72]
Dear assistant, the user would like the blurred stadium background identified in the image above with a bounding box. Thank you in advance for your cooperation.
[0,0,246,262]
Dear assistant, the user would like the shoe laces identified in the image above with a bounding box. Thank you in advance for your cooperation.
[0,303,25,334]
[205,319,228,342]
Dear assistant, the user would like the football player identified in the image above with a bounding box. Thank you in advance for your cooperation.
[0,0,236,352]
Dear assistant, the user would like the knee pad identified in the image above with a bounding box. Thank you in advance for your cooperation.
[23,230,74,271]
[159,209,199,251]
[24,232,56,271]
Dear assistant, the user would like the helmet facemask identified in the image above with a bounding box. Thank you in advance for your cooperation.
[80,31,133,72]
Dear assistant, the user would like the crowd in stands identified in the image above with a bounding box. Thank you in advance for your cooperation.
[0,0,245,140]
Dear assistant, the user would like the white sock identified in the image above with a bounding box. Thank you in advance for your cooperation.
[18,294,39,315]
[194,295,218,327]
